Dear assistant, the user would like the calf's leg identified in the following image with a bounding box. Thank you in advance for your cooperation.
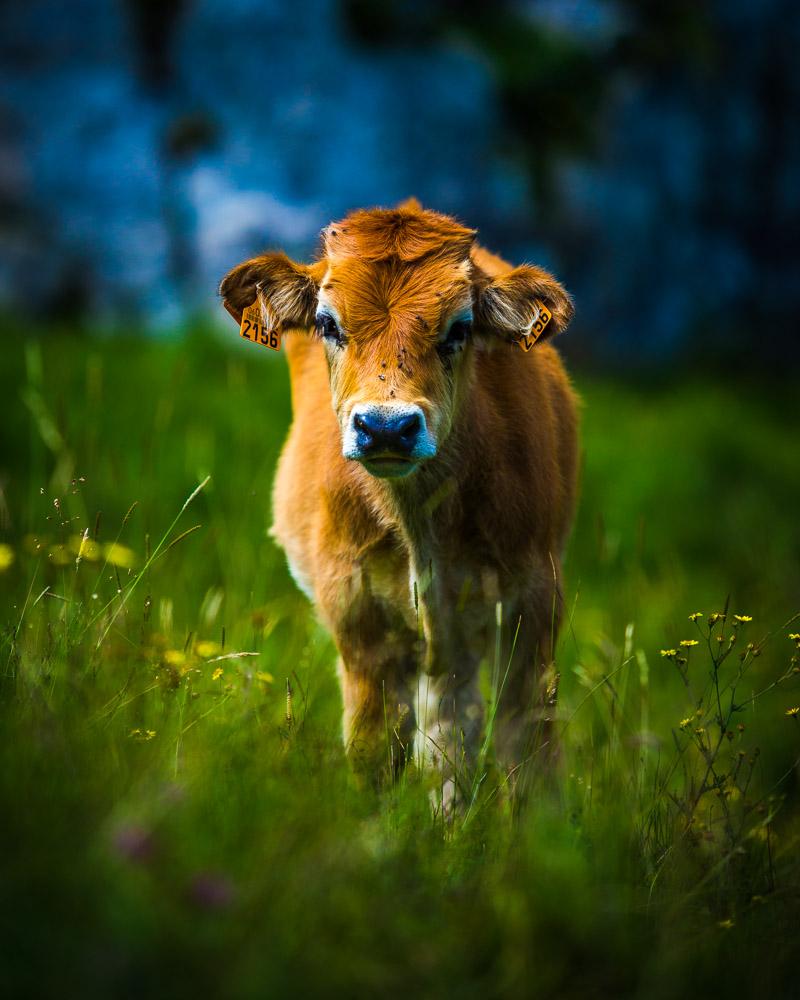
[319,557,420,784]
[416,667,484,815]
[337,656,417,781]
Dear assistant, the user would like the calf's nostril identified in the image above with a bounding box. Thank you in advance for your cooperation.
[396,413,421,439]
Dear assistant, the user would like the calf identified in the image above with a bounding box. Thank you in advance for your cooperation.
[220,201,579,806]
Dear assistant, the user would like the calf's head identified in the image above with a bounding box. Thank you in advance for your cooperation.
[220,203,572,479]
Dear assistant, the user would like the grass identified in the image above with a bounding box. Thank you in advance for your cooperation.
[1,326,799,998]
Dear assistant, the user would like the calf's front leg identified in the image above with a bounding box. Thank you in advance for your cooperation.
[319,558,420,784]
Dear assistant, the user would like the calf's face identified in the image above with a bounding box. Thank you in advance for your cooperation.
[315,252,477,478]
[220,208,573,479]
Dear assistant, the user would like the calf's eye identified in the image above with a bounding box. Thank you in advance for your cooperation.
[316,313,343,346]
[439,319,471,355]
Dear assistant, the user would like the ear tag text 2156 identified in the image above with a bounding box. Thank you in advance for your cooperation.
[240,301,281,351]
[516,300,552,352]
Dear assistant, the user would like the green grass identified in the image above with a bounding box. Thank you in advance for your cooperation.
[1,328,799,998]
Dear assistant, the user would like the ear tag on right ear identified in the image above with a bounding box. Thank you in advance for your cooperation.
[239,301,281,351]
[516,300,552,352]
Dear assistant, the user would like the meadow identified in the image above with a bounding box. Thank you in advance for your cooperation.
[1,327,799,998]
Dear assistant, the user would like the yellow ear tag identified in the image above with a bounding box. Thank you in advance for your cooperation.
[516,300,552,352]
[239,301,281,351]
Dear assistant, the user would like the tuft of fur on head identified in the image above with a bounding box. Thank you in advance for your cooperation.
[323,205,476,265]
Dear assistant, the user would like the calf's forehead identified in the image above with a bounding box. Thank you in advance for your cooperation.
[320,256,474,340]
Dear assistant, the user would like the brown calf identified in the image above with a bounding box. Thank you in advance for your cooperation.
[220,201,579,806]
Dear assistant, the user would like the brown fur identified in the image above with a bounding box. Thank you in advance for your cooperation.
[220,202,580,804]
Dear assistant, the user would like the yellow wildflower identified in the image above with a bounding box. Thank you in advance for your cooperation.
[163,649,187,667]
[680,639,699,647]
[256,671,274,684]
[679,717,693,731]
[69,533,102,561]
[48,544,72,566]
[733,614,752,624]
[128,728,156,741]
[195,640,222,658]
[688,612,703,622]
[786,707,800,718]
[212,667,224,681]
[104,542,137,569]
[0,543,14,571]
[718,919,734,930]
[660,649,677,658]
[23,534,46,554]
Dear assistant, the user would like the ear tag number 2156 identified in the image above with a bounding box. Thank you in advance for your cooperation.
[240,301,281,351]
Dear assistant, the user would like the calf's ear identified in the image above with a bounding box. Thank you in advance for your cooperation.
[219,252,323,328]
[474,264,574,345]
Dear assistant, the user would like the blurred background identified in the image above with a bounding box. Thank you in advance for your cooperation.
[2,0,799,366]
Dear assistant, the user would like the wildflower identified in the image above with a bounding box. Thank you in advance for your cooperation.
[68,533,102,561]
[163,649,187,667]
[689,612,703,622]
[23,534,46,554]
[48,544,72,566]
[128,728,156,741]
[212,667,224,681]
[660,649,677,658]
[195,640,222,658]
[733,614,752,623]
[718,919,734,930]
[708,612,726,626]
[256,671,274,684]
[790,633,800,648]
[0,543,14,571]
[679,717,693,731]
[104,542,137,569]
[786,707,800,718]
[111,823,154,863]
[694,727,706,736]
[188,872,236,910]
[680,639,699,647]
